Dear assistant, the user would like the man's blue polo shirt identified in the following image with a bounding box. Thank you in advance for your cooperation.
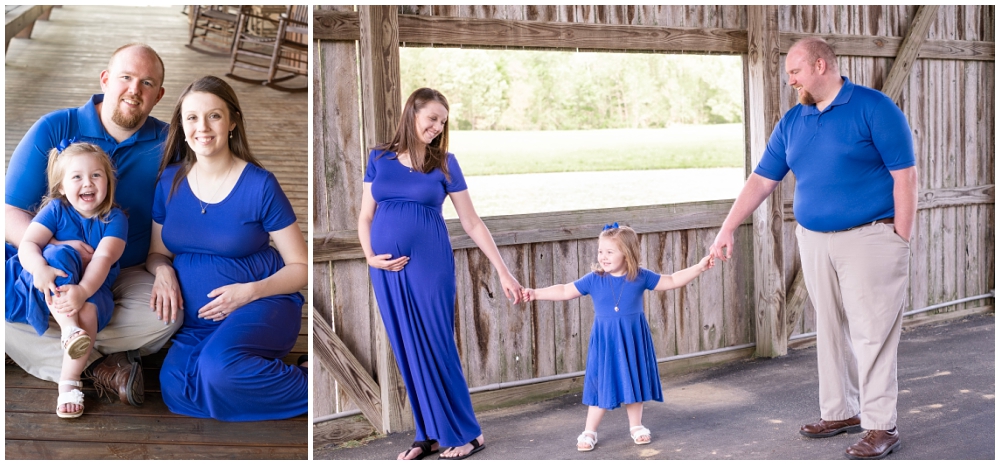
[753,77,915,232]
[5,94,168,267]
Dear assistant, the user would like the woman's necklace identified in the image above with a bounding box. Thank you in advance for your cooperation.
[611,275,625,312]
[193,159,235,214]
[399,152,414,172]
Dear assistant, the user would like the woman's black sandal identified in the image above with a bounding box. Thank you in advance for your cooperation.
[403,439,439,460]
[438,438,484,460]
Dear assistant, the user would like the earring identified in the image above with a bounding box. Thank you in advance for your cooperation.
[229,131,233,139]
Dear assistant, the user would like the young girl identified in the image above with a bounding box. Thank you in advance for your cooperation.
[5,141,127,419]
[522,224,713,451]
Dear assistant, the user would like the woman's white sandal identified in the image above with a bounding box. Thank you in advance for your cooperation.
[61,326,91,360]
[630,425,651,445]
[56,380,85,419]
[577,431,597,452]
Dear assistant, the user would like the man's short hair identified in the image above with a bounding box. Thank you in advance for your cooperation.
[107,43,165,86]
[792,37,839,74]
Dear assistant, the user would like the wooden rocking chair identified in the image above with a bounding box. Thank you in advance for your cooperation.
[227,5,308,93]
[187,5,240,56]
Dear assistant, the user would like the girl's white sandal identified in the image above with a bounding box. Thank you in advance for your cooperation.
[56,380,85,419]
[61,326,91,360]
[577,431,597,451]
[630,425,652,445]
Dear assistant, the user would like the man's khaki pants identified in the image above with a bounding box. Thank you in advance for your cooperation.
[5,265,183,383]
[796,222,910,431]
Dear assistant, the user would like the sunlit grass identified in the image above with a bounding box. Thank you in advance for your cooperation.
[448,124,744,176]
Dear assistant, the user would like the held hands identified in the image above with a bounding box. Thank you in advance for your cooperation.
[367,253,409,272]
[709,230,735,262]
[520,288,536,302]
[197,282,256,322]
[697,255,716,272]
[150,265,183,325]
[499,272,524,304]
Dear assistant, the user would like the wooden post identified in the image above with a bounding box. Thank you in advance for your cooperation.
[358,5,412,433]
[745,5,787,357]
[881,5,939,103]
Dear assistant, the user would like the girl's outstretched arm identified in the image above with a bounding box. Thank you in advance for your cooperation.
[524,283,583,302]
[654,255,715,291]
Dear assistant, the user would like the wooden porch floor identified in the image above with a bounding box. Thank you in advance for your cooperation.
[5,6,308,460]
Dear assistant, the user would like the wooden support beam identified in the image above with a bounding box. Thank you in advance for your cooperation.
[313,199,751,262]
[745,5,786,358]
[882,5,940,102]
[312,307,384,433]
[314,11,747,53]
[315,11,994,61]
[781,32,994,62]
[781,184,996,221]
[357,5,412,434]
[396,15,747,54]
[313,9,360,41]
[359,6,402,149]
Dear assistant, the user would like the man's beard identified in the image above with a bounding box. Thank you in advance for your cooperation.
[797,87,817,106]
[111,96,145,129]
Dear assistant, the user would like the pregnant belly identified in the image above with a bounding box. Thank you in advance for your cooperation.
[370,201,451,257]
[173,247,285,312]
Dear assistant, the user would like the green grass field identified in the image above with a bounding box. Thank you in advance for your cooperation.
[448,123,745,176]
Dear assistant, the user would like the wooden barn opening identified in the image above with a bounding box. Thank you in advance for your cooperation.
[312,5,995,446]
[395,47,748,218]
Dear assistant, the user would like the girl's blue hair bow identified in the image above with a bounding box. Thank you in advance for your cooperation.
[56,137,78,153]
[602,222,619,231]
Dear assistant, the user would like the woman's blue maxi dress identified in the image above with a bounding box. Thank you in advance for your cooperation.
[365,150,480,447]
[5,199,126,335]
[154,163,306,421]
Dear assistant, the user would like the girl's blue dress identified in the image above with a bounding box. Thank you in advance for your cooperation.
[574,267,664,409]
[5,199,127,335]
[365,150,481,448]
[153,163,306,421]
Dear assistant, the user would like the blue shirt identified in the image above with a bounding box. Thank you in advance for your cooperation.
[5,94,168,267]
[753,77,915,232]
[34,198,129,249]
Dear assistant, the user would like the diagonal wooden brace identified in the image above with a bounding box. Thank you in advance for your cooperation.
[313,306,384,432]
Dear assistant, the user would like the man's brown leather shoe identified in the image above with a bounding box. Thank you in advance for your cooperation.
[85,350,144,406]
[845,428,900,459]
[799,415,862,438]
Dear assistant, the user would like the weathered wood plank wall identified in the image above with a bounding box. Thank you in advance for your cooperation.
[312,5,996,429]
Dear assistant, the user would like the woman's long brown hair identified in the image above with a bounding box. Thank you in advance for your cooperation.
[374,87,451,181]
[158,75,263,199]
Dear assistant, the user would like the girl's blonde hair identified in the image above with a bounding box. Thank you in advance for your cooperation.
[592,225,642,281]
[41,142,119,221]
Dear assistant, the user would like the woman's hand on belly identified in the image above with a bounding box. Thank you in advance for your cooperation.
[366,253,409,272]
[197,282,257,321]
